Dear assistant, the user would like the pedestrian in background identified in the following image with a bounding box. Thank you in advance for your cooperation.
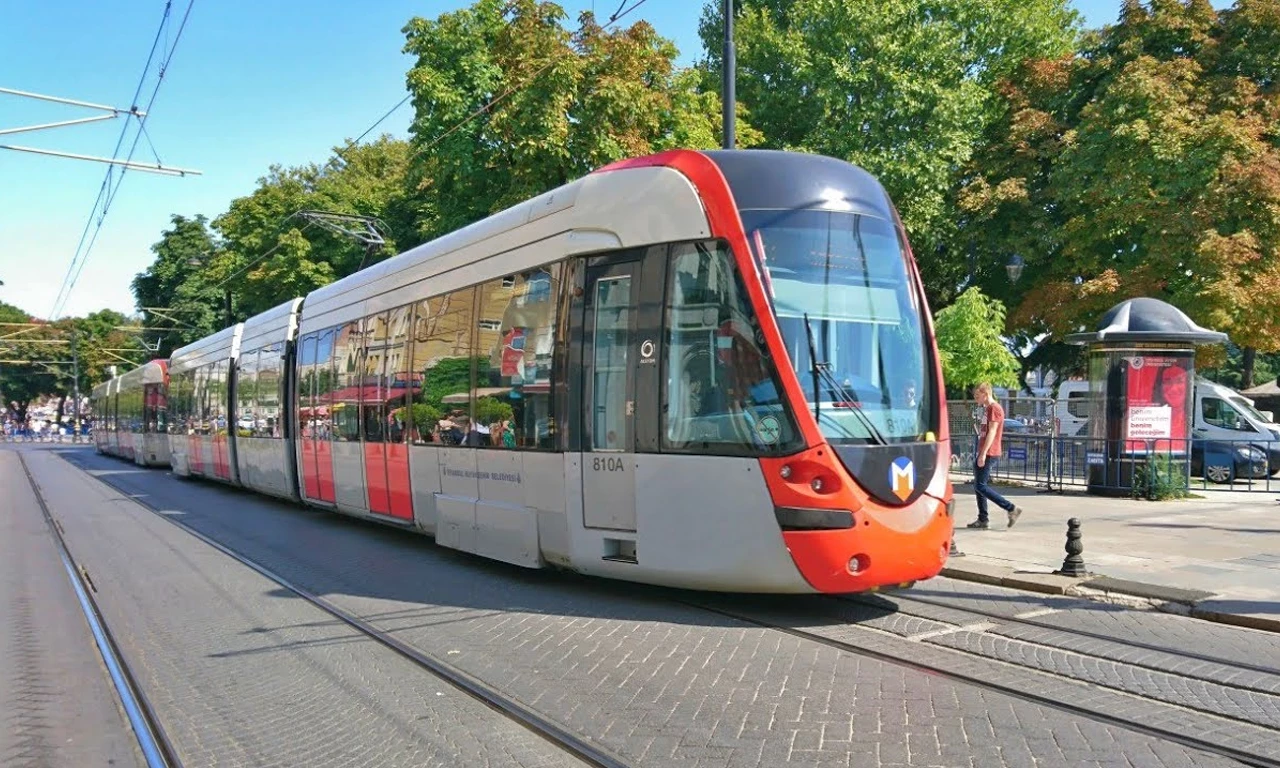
[968,383,1024,530]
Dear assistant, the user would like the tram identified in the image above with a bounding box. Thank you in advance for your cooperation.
[94,149,955,593]
[89,359,171,466]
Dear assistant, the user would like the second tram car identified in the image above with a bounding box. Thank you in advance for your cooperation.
[91,360,171,466]
[93,149,955,593]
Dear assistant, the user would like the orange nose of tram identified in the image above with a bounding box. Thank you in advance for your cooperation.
[760,441,954,594]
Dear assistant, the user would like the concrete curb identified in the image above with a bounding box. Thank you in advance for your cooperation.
[941,560,1280,634]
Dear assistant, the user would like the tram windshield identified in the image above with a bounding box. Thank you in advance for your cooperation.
[745,209,937,445]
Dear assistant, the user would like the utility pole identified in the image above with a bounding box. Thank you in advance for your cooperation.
[722,0,736,150]
[71,328,80,443]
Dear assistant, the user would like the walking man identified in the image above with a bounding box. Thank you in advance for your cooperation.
[968,383,1023,529]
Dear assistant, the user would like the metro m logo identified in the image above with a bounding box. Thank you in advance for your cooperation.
[889,456,915,501]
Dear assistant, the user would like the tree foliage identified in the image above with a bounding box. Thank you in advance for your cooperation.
[933,288,1021,393]
[960,0,1280,360]
[698,0,1080,302]
[0,302,138,424]
[404,0,754,239]
[132,214,224,355]
[215,136,416,318]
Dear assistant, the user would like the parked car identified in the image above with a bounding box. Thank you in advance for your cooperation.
[1190,440,1270,484]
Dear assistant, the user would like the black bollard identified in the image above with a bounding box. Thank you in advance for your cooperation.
[1056,517,1088,577]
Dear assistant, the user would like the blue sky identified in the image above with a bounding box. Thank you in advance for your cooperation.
[0,0,1212,320]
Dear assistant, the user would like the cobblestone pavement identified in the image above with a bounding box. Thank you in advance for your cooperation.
[894,577,1280,671]
[20,448,588,768]
[0,449,145,768]
[48,445,1280,767]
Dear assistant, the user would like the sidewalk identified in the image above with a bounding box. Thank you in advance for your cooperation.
[944,483,1280,632]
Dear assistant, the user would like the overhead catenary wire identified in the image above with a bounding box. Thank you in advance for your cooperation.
[49,0,196,321]
[47,1,175,320]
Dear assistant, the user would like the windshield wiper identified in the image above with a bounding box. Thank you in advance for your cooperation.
[802,312,886,446]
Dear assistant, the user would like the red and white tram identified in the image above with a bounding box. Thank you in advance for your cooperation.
[90,359,171,466]
[96,149,955,593]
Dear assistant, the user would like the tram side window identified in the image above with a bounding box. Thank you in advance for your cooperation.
[238,350,259,438]
[662,241,799,455]
[170,371,187,434]
[384,305,413,445]
[315,327,338,441]
[258,344,283,439]
[144,382,165,434]
[297,334,317,439]
[409,287,478,446]
[361,313,389,445]
[212,361,227,435]
[181,369,195,435]
[476,266,560,450]
[334,321,363,442]
[207,362,223,435]
[192,366,206,435]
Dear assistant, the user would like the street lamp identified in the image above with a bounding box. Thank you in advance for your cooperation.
[1005,254,1025,284]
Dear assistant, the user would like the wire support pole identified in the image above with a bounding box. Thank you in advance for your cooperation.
[0,114,122,137]
[0,86,147,116]
[0,145,202,176]
[72,329,81,444]
[722,0,735,150]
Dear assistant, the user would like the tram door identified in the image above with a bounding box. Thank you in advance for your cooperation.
[580,258,643,531]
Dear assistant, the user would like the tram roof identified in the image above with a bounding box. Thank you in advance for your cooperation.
[700,149,894,220]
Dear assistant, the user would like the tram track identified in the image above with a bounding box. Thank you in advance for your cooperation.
[17,451,183,768]
[680,596,1280,768]
[64,447,1279,768]
[843,590,1280,691]
[60,453,634,768]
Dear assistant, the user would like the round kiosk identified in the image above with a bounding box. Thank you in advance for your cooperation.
[1065,298,1227,496]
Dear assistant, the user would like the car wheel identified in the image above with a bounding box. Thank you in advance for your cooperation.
[1205,463,1232,484]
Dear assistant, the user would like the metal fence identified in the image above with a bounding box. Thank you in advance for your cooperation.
[948,396,1057,487]
[950,428,1280,494]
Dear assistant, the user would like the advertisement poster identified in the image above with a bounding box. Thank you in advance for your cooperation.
[1124,354,1191,453]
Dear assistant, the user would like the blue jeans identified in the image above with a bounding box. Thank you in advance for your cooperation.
[974,457,1014,523]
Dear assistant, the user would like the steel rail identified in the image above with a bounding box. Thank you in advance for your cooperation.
[18,451,183,768]
[69,452,633,768]
[685,599,1280,768]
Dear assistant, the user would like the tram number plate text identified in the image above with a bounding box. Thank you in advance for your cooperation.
[592,456,626,472]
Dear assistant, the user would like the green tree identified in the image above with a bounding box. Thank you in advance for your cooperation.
[933,287,1021,394]
[960,0,1280,385]
[0,301,52,424]
[402,0,751,240]
[131,214,224,355]
[215,136,415,318]
[0,304,138,428]
[698,0,1080,302]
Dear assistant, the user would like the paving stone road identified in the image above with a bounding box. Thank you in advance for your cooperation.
[12,443,1280,767]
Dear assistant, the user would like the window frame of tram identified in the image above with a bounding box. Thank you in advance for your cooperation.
[404,266,563,453]
[566,239,801,459]
[658,240,802,457]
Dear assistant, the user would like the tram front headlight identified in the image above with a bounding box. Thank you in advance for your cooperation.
[810,477,824,491]
[780,464,793,479]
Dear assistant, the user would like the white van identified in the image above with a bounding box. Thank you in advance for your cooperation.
[1056,377,1280,477]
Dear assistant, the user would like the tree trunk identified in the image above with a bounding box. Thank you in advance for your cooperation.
[1243,346,1257,390]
